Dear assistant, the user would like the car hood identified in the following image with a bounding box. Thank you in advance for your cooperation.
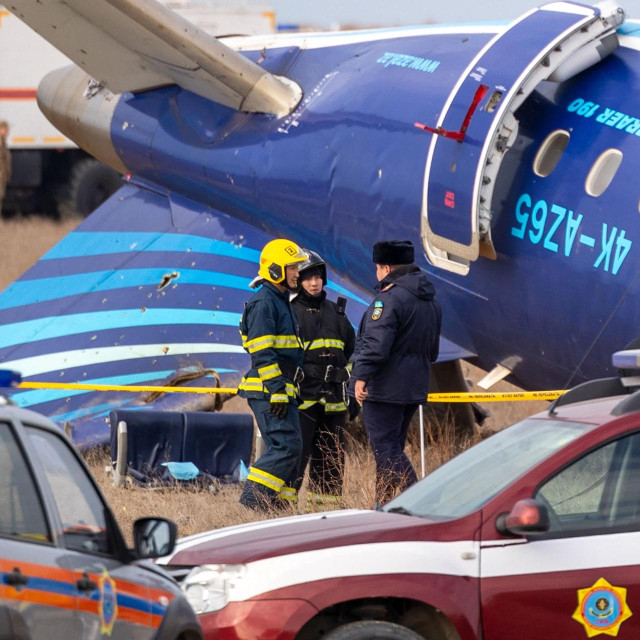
[161,509,465,566]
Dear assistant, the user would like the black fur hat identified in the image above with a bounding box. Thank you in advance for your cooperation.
[372,240,414,265]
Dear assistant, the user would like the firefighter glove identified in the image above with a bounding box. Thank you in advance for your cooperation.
[269,392,288,418]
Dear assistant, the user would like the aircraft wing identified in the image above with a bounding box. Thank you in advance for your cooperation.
[7,0,301,116]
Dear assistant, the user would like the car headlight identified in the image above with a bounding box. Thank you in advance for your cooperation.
[182,564,247,614]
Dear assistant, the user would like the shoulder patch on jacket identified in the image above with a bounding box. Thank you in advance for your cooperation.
[372,301,383,321]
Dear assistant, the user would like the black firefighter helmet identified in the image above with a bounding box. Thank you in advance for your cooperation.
[298,250,327,286]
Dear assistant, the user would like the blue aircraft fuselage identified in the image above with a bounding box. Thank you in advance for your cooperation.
[2,16,639,443]
[109,25,640,390]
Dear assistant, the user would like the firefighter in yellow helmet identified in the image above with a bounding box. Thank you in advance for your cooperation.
[238,239,308,510]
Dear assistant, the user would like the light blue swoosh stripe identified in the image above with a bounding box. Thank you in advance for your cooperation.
[0,308,241,349]
[13,370,174,407]
[11,368,235,407]
[619,23,640,37]
[2,268,368,310]
[42,232,261,262]
[31,233,369,306]
[50,402,145,424]
[0,269,252,310]
[326,280,369,306]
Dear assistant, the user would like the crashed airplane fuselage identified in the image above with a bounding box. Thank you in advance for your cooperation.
[0,0,638,443]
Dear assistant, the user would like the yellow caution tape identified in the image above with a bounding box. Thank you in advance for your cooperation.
[17,381,566,402]
[18,381,238,394]
[426,390,565,402]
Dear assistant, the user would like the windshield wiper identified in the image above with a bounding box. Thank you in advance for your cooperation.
[386,506,415,516]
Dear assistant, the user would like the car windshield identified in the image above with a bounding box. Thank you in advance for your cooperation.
[383,418,596,519]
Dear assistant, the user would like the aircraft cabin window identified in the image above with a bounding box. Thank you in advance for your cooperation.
[533,130,570,177]
[585,149,622,197]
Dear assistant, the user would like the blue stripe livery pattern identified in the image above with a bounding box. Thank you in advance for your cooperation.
[0,183,371,446]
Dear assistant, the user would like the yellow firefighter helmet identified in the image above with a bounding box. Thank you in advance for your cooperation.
[258,239,308,284]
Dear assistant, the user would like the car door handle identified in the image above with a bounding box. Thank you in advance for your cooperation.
[5,567,29,589]
[76,573,98,592]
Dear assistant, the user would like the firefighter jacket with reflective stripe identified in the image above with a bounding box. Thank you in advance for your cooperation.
[238,281,304,403]
[292,289,355,411]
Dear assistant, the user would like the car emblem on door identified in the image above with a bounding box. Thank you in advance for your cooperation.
[99,569,119,636]
[572,577,632,637]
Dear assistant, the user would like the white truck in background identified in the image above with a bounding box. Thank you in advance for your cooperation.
[0,1,275,218]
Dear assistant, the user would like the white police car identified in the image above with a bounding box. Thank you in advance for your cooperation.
[0,370,203,640]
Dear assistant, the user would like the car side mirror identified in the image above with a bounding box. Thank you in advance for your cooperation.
[496,498,550,536]
[133,517,177,559]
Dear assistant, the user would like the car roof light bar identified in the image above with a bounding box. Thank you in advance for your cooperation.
[612,349,640,371]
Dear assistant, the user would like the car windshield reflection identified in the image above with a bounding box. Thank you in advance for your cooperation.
[383,418,596,520]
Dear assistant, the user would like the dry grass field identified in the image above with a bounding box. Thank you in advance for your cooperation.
[85,419,482,543]
[1,214,548,541]
[0,216,79,291]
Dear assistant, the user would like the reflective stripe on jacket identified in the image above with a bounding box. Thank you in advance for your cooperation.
[292,289,355,411]
[238,281,304,403]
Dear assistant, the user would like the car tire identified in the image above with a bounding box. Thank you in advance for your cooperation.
[324,621,424,640]
[57,158,122,219]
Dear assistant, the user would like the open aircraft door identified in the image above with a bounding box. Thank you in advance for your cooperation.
[420,1,624,275]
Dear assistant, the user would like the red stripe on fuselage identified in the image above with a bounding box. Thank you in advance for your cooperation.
[0,88,37,100]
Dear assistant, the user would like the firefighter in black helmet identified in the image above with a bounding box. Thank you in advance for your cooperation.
[292,250,357,510]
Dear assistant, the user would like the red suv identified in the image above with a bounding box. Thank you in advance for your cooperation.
[160,350,640,639]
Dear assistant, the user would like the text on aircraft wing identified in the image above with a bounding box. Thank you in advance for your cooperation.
[7,0,302,117]
[420,0,624,275]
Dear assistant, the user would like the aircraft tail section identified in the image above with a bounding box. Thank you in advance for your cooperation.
[0,180,371,445]
[7,0,302,116]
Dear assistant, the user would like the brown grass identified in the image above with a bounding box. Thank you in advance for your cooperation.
[1,216,548,542]
[86,414,485,543]
[0,216,79,292]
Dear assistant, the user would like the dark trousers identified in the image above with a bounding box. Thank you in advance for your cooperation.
[363,401,419,504]
[240,398,302,510]
[295,403,346,502]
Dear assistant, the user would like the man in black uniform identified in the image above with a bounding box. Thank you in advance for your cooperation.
[350,240,441,504]
[292,251,356,510]
[237,238,308,510]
